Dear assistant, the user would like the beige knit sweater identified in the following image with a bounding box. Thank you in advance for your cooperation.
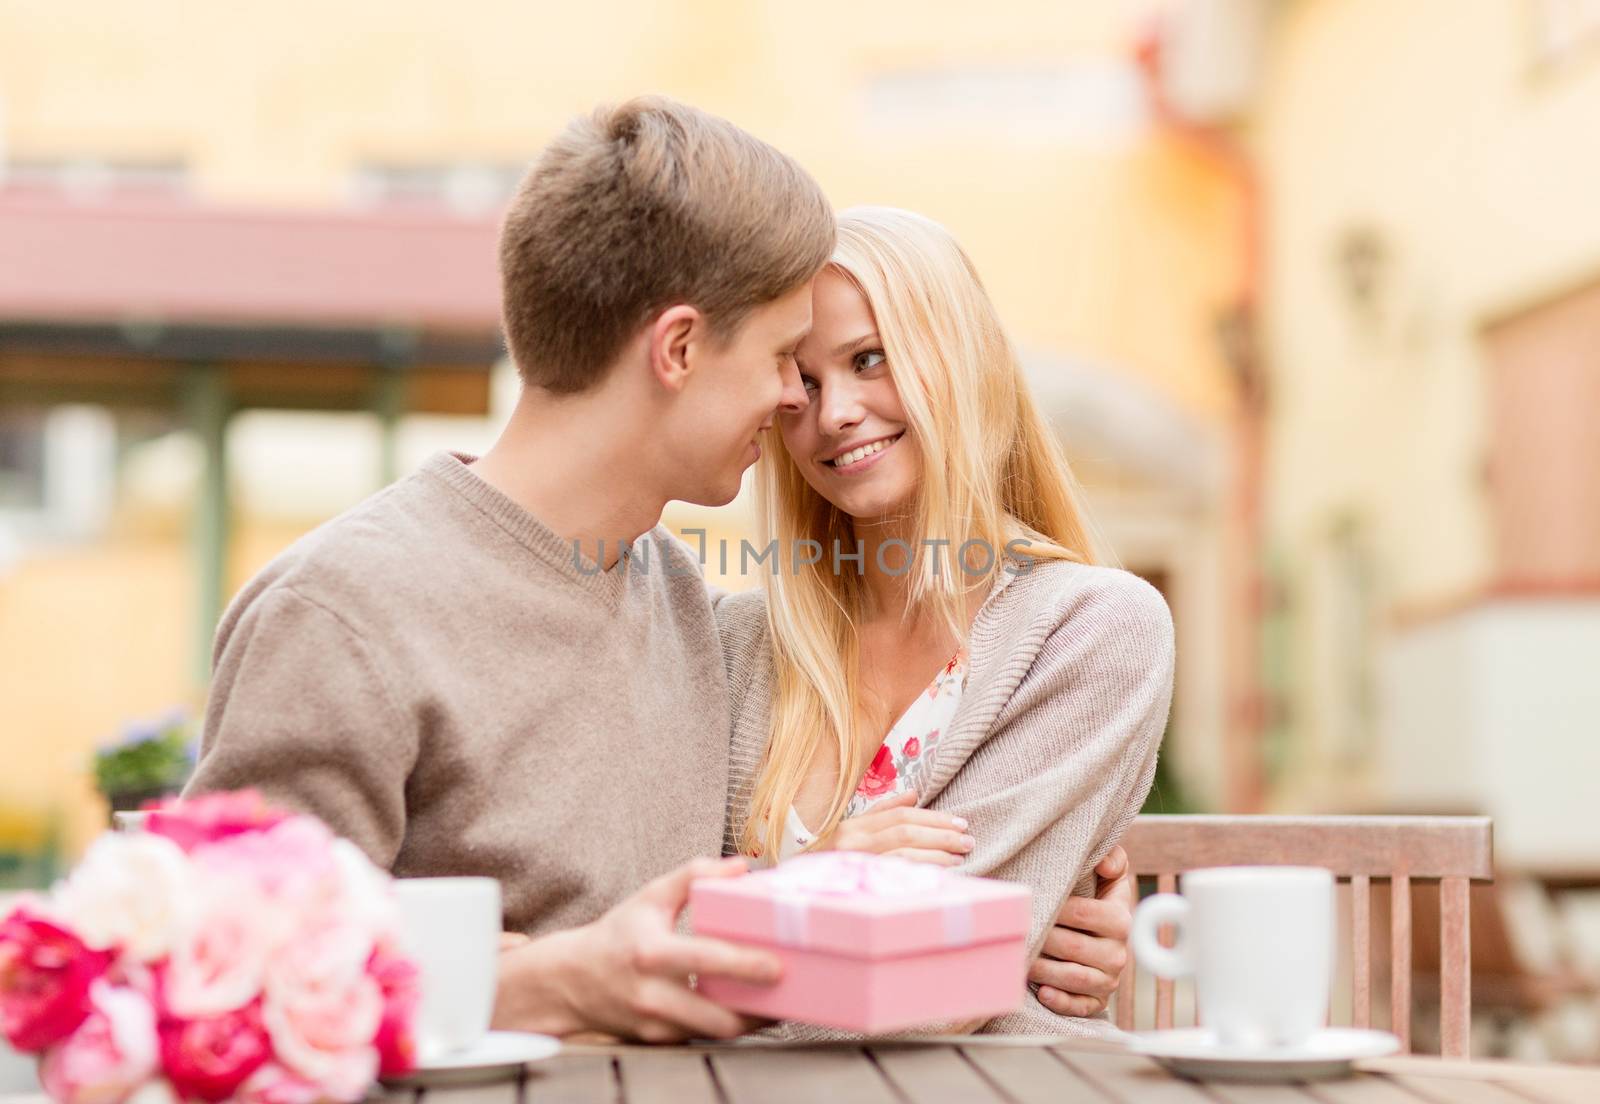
[716,560,1174,1037]
[187,453,731,936]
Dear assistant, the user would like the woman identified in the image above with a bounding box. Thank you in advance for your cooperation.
[717,207,1174,1035]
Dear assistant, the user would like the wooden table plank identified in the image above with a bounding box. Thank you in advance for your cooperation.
[1385,1076,1535,1104]
[523,1054,617,1103]
[957,1043,1111,1103]
[1511,1074,1600,1104]
[1201,1081,1325,1103]
[422,1078,526,1104]
[870,1044,1009,1104]
[1051,1047,1214,1103]
[711,1046,899,1104]
[1305,1072,1439,1104]
[617,1050,720,1104]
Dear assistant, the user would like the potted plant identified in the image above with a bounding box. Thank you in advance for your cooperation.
[92,708,196,820]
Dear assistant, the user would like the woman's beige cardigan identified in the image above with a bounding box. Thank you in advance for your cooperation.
[715,559,1175,1038]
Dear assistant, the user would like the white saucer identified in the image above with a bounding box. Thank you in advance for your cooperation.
[380,1031,562,1087]
[1128,1027,1401,1083]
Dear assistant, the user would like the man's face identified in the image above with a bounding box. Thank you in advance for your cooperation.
[669,282,814,507]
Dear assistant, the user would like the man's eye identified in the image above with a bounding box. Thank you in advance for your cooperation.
[855,350,887,372]
[801,376,819,392]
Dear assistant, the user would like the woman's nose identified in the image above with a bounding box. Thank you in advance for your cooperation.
[819,379,866,436]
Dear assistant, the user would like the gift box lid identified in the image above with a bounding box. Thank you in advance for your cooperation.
[690,852,1032,960]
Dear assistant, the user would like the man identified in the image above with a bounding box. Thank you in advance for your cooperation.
[187,96,1130,1042]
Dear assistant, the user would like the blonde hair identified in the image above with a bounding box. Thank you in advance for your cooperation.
[741,206,1103,859]
[499,95,835,393]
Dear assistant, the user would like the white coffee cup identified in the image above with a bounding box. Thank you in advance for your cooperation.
[1130,866,1334,1048]
[393,876,502,1060]
[112,811,148,833]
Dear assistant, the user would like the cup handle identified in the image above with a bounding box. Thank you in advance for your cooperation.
[1130,893,1195,980]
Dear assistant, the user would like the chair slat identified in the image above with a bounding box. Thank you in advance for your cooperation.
[1114,961,1135,1032]
[1122,816,1493,880]
[1439,875,1472,1058]
[1391,873,1412,1051]
[1351,874,1371,1029]
[1155,873,1176,1030]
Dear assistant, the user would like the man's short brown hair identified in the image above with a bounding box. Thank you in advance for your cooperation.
[499,96,835,393]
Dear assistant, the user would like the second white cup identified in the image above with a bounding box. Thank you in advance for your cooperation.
[393,876,502,1061]
[1130,865,1334,1049]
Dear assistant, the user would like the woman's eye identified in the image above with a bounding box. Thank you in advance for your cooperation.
[800,375,819,393]
[854,349,887,372]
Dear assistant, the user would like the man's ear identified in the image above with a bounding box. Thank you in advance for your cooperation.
[648,305,701,393]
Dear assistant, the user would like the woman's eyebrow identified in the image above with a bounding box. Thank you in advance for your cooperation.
[830,331,880,358]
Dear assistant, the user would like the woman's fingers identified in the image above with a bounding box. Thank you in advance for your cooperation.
[856,805,967,834]
[885,847,965,866]
[879,824,973,854]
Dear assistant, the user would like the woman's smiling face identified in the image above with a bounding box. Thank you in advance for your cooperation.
[779,268,920,521]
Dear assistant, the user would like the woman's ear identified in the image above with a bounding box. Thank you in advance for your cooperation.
[648,305,701,393]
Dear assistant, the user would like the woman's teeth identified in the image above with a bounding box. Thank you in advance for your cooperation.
[828,436,899,468]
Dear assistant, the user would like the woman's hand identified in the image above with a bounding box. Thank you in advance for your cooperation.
[816,791,975,866]
[1029,844,1135,1017]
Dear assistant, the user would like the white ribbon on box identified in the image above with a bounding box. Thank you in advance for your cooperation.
[765,852,975,951]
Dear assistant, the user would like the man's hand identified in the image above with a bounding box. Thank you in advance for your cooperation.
[492,856,782,1043]
[1029,844,1134,1017]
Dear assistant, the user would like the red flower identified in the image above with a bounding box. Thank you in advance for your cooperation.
[145,790,292,853]
[0,907,114,1052]
[903,735,922,759]
[368,943,421,1077]
[856,745,898,798]
[159,999,272,1102]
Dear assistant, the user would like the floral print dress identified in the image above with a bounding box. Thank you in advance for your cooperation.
[777,647,969,863]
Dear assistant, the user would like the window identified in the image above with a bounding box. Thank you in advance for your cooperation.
[349,162,527,215]
[0,410,47,511]
[1484,279,1600,586]
[0,158,189,200]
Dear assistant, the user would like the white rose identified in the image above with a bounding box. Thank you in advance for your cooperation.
[54,833,192,961]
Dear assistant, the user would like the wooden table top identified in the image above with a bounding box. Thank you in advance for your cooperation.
[8,1036,1600,1103]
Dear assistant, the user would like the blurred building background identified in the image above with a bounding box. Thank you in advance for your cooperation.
[1,0,1598,1061]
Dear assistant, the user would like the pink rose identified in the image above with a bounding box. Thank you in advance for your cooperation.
[856,744,898,798]
[236,1062,327,1104]
[0,907,114,1052]
[159,1000,272,1102]
[367,943,419,1078]
[39,981,158,1104]
[190,817,338,905]
[262,918,381,1095]
[903,735,922,759]
[145,790,292,853]
[162,877,281,1019]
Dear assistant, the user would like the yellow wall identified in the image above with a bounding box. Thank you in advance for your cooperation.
[1254,0,1600,807]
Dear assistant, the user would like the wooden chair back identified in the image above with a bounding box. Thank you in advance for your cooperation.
[1113,814,1494,1058]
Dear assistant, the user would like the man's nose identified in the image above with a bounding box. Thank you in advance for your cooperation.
[777,356,810,414]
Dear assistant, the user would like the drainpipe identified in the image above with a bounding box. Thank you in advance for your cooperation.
[1134,25,1269,812]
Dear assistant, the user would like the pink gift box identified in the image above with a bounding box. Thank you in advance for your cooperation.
[690,852,1032,1034]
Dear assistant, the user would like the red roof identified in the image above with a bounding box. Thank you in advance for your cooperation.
[0,194,505,332]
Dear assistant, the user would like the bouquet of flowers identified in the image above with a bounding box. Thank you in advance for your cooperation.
[0,791,419,1104]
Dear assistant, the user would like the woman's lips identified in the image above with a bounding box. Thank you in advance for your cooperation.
[824,432,903,475]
